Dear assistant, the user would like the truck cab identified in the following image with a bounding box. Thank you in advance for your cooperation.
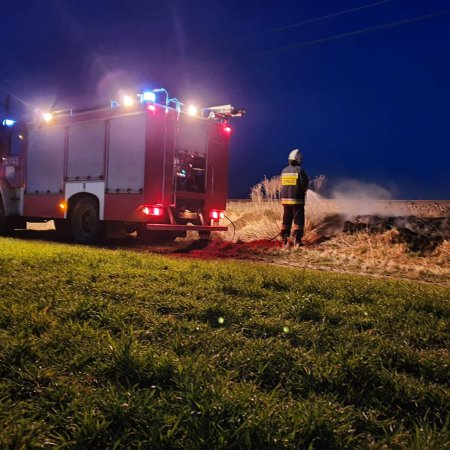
[0,121,26,233]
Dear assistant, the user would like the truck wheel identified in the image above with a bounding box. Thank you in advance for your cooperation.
[69,197,101,244]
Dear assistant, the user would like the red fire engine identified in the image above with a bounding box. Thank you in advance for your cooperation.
[0,90,244,243]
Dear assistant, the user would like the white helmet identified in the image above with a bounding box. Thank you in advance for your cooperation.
[288,148,302,165]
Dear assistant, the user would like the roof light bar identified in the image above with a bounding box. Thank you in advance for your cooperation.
[141,91,156,102]
[187,105,198,116]
[107,87,245,122]
[123,95,134,107]
[152,88,169,108]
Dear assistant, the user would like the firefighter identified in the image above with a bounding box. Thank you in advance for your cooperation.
[280,148,309,247]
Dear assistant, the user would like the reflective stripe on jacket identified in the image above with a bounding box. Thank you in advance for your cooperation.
[280,165,309,205]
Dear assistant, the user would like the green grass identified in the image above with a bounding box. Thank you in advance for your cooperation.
[0,237,449,449]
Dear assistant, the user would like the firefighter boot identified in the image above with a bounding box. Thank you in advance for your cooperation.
[293,230,304,248]
[281,229,291,248]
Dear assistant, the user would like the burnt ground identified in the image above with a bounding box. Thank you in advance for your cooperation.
[300,214,450,254]
[342,215,450,254]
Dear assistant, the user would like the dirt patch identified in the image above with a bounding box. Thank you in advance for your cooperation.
[174,239,280,260]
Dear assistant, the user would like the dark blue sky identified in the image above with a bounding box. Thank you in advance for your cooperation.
[1,0,449,199]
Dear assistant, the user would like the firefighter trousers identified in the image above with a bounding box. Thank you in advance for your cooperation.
[281,204,305,242]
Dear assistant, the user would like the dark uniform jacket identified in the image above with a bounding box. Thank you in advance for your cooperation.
[280,165,309,205]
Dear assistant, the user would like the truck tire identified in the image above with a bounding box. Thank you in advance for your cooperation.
[69,197,101,244]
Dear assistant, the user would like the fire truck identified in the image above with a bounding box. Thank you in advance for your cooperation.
[0,90,244,243]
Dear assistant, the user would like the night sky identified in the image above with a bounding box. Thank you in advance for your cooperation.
[1,0,449,199]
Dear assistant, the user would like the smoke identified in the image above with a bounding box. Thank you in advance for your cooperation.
[96,69,137,101]
[331,180,393,201]
[306,179,406,222]
[329,180,402,218]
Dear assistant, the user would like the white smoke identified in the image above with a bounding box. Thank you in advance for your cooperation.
[306,180,405,221]
[330,180,400,218]
[331,180,393,201]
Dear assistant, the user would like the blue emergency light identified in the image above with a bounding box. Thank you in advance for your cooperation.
[142,91,156,102]
[2,119,16,126]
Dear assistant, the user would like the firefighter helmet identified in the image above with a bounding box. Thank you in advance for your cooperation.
[288,149,302,165]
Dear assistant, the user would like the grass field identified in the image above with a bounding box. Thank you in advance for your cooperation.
[0,237,449,449]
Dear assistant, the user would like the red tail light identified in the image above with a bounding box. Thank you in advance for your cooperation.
[142,205,164,216]
[210,210,225,220]
[147,104,156,113]
[224,125,231,134]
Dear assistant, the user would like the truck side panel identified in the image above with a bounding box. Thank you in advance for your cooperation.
[23,194,64,219]
[104,193,144,221]
[107,114,146,194]
[67,121,105,180]
[27,127,65,194]
[144,110,167,205]
[204,123,229,212]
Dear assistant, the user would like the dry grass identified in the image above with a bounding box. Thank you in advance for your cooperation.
[250,175,282,203]
[223,199,335,245]
[222,178,450,284]
[290,231,450,284]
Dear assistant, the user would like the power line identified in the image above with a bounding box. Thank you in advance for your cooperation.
[256,7,450,56]
[264,0,391,35]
